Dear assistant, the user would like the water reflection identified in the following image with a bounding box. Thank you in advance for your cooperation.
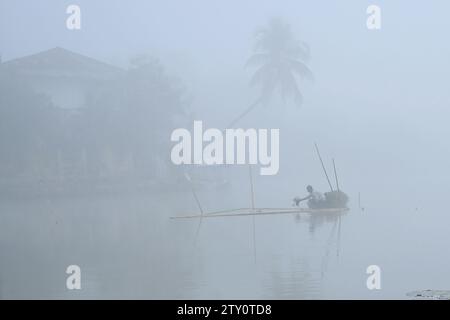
[262,256,320,299]
[0,189,348,299]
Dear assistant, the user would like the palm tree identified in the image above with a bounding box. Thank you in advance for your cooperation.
[228,18,313,127]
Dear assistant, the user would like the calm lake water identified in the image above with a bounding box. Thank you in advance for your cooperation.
[1,183,449,299]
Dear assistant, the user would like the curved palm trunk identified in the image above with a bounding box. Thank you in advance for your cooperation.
[226,97,262,128]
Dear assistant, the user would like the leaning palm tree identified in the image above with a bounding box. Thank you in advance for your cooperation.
[228,18,313,127]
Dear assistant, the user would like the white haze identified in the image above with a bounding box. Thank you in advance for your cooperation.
[1,0,450,299]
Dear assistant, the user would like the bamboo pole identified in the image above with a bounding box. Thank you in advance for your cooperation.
[332,158,340,192]
[248,165,257,263]
[185,173,204,243]
[248,165,255,210]
[171,207,349,219]
[314,143,334,192]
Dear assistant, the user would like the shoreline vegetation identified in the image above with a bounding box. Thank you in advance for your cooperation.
[0,48,196,193]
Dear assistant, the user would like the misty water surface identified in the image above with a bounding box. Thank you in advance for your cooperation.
[2,0,450,299]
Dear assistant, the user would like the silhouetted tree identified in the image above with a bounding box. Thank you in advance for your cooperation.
[83,56,189,178]
[0,68,60,178]
[228,18,313,127]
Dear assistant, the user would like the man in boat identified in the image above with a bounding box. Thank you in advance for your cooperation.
[293,185,325,209]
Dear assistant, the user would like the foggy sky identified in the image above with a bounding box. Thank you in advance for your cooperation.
[2,0,450,299]
[2,1,450,197]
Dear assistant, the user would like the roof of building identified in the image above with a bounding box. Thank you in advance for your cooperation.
[1,47,124,80]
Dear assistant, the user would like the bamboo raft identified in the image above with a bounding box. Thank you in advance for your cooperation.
[170,207,349,219]
[171,144,349,221]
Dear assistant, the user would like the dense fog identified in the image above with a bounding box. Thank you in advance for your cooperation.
[1,1,450,299]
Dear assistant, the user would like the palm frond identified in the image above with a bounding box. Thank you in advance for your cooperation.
[279,69,303,107]
[287,41,311,62]
[288,59,314,81]
[249,63,274,87]
[245,53,271,68]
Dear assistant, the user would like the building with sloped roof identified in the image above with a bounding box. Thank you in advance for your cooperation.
[1,47,124,109]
